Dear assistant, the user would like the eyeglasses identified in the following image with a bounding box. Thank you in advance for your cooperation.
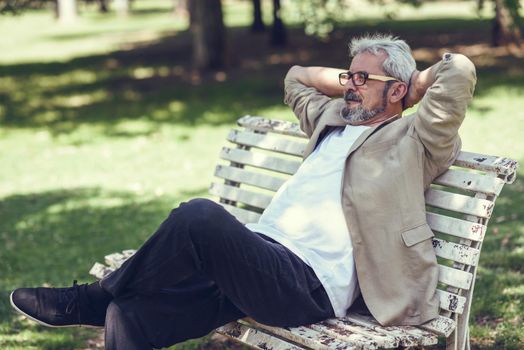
[338,71,399,86]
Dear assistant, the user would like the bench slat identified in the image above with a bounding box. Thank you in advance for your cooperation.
[309,322,395,349]
[238,115,307,139]
[217,322,304,350]
[220,147,301,175]
[214,165,285,192]
[419,316,457,337]
[219,203,261,224]
[342,313,438,346]
[210,183,272,209]
[426,212,486,242]
[244,319,358,350]
[317,319,399,348]
[434,169,505,196]
[436,289,466,314]
[228,130,306,157]
[438,265,473,290]
[237,116,519,180]
[433,238,480,266]
[454,151,519,178]
[425,188,493,219]
[89,262,114,279]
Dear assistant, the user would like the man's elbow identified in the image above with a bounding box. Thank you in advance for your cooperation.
[285,65,303,81]
[451,54,477,95]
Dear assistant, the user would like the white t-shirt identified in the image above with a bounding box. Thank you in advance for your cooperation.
[246,124,369,317]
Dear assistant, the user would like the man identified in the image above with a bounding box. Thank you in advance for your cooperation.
[10,34,476,349]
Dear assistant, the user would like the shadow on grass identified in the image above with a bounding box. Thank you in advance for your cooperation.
[0,186,209,349]
[0,18,523,138]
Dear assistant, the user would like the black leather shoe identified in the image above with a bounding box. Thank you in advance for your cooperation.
[10,280,105,328]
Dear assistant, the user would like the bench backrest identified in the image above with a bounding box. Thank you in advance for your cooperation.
[209,115,518,338]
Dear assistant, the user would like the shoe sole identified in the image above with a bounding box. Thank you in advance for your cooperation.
[9,291,103,329]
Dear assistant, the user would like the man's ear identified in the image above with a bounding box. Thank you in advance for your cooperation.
[389,82,408,104]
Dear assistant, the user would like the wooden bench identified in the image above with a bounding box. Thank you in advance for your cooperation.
[90,115,519,350]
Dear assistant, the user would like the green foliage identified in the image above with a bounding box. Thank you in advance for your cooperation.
[287,0,349,37]
[0,0,52,15]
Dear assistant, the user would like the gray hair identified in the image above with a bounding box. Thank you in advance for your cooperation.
[349,33,416,83]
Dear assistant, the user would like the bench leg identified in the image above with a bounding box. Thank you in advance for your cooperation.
[446,324,470,350]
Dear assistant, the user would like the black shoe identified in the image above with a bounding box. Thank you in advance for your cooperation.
[10,280,105,328]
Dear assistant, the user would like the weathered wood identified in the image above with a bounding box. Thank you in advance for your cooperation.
[103,250,135,270]
[434,169,505,196]
[426,212,486,242]
[209,182,273,209]
[238,115,307,139]
[438,265,473,290]
[215,165,286,192]
[244,319,359,350]
[425,188,494,219]
[89,262,114,279]
[453,151,519,180]
[104,252,126,269]
[228,130,307,157]
[317,319,399,348]
[436,290,466,314]
[217,322,305,350]
[342,313,438,347]
[308,321,392,349]
[432,238,480,266]
[419,315,457,337]
[220,147,301,175]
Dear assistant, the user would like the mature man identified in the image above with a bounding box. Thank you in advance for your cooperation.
[10,34,476,350]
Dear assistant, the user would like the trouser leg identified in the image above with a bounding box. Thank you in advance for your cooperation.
[101,198,334,336]
[104,274,244,350]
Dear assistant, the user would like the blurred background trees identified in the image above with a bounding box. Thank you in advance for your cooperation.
[1,0,522,69]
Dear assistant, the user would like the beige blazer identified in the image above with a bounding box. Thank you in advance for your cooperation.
[284,53,477,326]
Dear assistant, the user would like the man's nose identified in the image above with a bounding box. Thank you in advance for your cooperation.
[344,79,357,93]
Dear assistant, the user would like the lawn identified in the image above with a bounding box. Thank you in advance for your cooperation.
[0,1,523,349]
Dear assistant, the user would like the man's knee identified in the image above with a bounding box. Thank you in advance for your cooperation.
[174,198,225,227]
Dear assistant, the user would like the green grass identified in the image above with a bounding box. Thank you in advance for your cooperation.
[0,0,523,349]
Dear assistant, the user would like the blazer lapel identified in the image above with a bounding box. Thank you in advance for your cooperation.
[345,114,401,157]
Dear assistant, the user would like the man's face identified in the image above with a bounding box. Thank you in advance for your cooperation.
[340,52,392,124]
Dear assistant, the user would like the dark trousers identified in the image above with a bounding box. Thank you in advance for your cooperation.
[100,198,335,350]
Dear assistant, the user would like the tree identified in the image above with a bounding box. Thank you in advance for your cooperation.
[270,0,286,46]
[490,0,522,47]
[251,0,265,32]
[98,0,109,13]
[114,0,129,17]
[189,0,226,69]
[57,0,77,23]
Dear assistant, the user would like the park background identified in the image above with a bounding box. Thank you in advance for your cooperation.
[0,0,523,349]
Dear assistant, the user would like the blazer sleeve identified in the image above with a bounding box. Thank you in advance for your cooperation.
[284,75,337,137]
[414,53,476,169]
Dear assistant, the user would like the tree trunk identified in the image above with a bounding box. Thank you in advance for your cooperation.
[98,0,109,13]
[492,0,522,46]
[189,0,226,69]
[57,0,77,23]
[114,0,129,17]
[251,0,265,32]
[270,0,286,46]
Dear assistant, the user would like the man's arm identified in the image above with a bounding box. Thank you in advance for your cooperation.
[286,66,346,97]
[284,66,345,136]
[408,53,476,168]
